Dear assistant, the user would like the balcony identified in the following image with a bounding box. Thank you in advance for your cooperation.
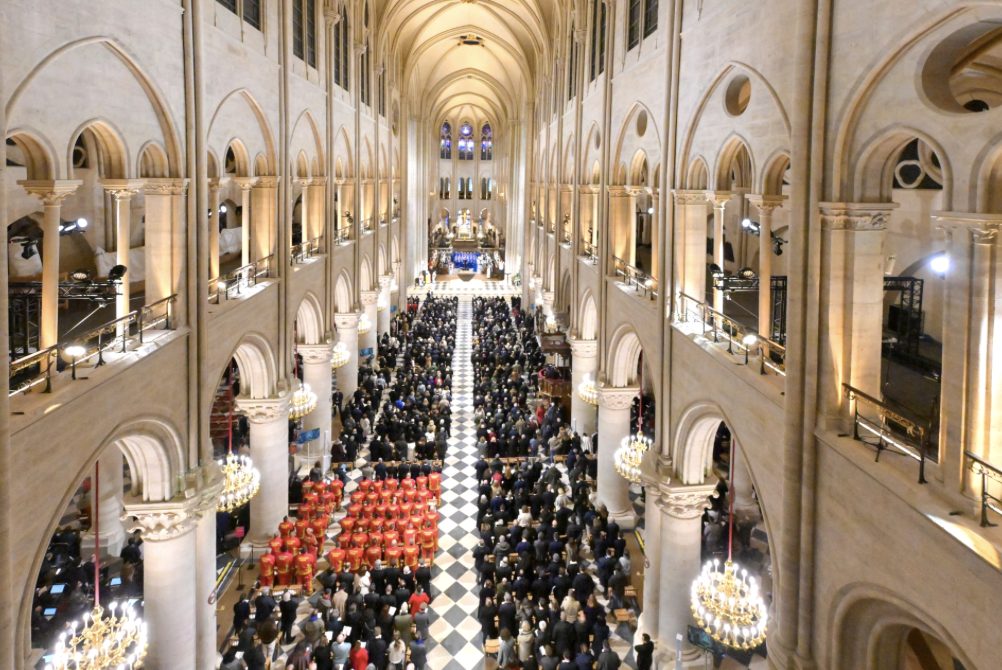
[208,255,274,303]
[290,236,324,265]
[612,256,658,301]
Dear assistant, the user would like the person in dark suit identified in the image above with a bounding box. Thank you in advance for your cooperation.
[634,633,655,670]
[367,627,388,669]
[232,593,251,634]
[254,588,277,624]
[409,632,429,669]
[279,590,300,643]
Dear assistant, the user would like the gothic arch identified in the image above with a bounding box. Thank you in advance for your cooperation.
[4,128,57,180]
[295,292,326,345]
[226,332,279,400]
[578,290,599,340]
[334,270,354,313]
[606,324,645,388]
[852,126,952,205]
[207,88,278,176]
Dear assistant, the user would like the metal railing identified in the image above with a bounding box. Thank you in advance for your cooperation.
[612,256,658,300]
[843,383,932,484]
[581,242,599,265]
[209,255,273,303]
[9,295,177,397]
[291,237,324,265]
[965,451,1002,527]
[335,225,353,245]
[675,292,787,375]
[360,218,374,234]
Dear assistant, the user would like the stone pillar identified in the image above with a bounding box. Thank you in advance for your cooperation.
[103,181,144,330]
[377,276,393,338]
[746,195,786,338]
[252,176,278,262]
[542,290,556,324]
[236,394,291,545]
[568,337,599,435]
[208,178,225,279]
[143,179,189,307]
[673,190,710,306]
[308,177,327,242]
[125,499,201,670]
[18,180,81,349]
[299,343,333,468]
[817,204,896,427]
[596,386,639,528]
[294,178,311,251]
[933,214,1002,492]
[360,290,378,356]
[637,487,663,639]
[194,479,221,670]
[608,187,636,269]
[334,312,361,399]
[654,483,716,662]
[81,449,126,557]
[706,192,732,315]
[234,177,258,266]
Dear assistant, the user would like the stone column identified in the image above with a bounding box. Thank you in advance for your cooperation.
[81,449,126,557]
[542,290,556,325]
[334,312,361,399]
[299,342,334,469]
[637,486,663,639]
[360,290,379,356]
[568,337,599,435]
[234,177,258,266]
[124,500,200,670]
[596,386,640,528]
[706,192,732,315]
[933,214,1002,491]
[308,177,327,242]
[194,474,222,670]
[17,180,81,349]
[654,483,716,662]
[208,178,226,279]
[608,186,636,269]
[673,190,710,305]
[377,275,393,338]
[103,181,144,330]
[143,179,188,307]
[251,176,278,262]
[236,394,291,545]
[746,195,786,338]
[294,178,311,250]
[817,203,896,428]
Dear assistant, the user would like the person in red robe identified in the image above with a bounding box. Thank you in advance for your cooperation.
[258,551,276,587]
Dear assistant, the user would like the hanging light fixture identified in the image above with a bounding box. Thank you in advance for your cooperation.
[615,356,651,484]
[690,442,768,650]
[289,381,318,420]
[330,342,350,370]
[358,314,372,336]
[47,462,148,669]
[577,377,598,406]
[218,365,260,512]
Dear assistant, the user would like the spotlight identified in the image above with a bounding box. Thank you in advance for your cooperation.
[107,265,128,282]
[738,267,756,279]
[647,207,654,215]
[708,263,724,277]
[741,333,758,365]
[930,253,949,275]
[741,218,761,236]
[64,344,86,380]
[70,269,92,282]
[77,218,88,229]
[220,205,227,214]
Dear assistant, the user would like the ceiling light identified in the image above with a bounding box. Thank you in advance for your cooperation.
[77,217,88,229]
[930,253,949,275]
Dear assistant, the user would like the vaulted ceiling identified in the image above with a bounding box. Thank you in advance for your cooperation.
[379,0,558,126]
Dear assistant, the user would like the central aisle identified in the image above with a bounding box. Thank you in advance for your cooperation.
[424,295,487,669]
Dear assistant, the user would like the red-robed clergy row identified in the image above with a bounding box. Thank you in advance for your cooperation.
[258,472,442,593]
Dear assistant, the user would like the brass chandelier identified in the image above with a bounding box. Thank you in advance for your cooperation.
[330,342,350,369]
[289,381,318,420]
[358,314,372,336]
[577,377,598,406]
[218,452,261,512]
[47,461,148,669]
[690,442,768,650]
[614,356,650,484]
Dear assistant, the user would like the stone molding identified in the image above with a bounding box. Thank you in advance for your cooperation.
[143,178,189,196]
[18,179,82,204]
[102,179,146,201]
[255,176,279,189]
[745,194,787,213]
[819,202,898,231]
[705,191,733,208]
[334,311,361,331]
[655,483,716,520]
[208,177,230,190]
[360,290,379,306]
[672,189,709,206]
[931,212,1002,246]
[567,336,599,359]
[298,342,333,364]
[232,176,259,191]
[235,393,291,424]
[596,386,639,411]
[122,466,222,542]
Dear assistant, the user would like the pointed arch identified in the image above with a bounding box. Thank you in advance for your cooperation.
[295,292,326,345]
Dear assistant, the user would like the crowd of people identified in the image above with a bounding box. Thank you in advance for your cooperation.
[222,295,459,670]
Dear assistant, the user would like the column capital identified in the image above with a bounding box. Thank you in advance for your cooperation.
[207,177,230,190]
[298,342,333,364]
[819,202,898,231]
[294,177,313,188]
[334,311,361,330]
[654,483,716,520]
[143,178,189,196]
[378,275,393,290]
[672,189,707,206]
[608,185,633,198]
[580,185,600,195]
[18,179,82,204]
[122,467,224,541]
[233,176,259,191]
[705,191,733,208]
[102,179,145,200]
[597,386,639,411]
[235,393,291,423]
[310,176,329,187]
[567,336,599,359]
[745,194,787,212]
[542,290,555,306]
[931,211,1002,244]
[323,1,341,25]
[360,290,379,306]
[254,175,279,189]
